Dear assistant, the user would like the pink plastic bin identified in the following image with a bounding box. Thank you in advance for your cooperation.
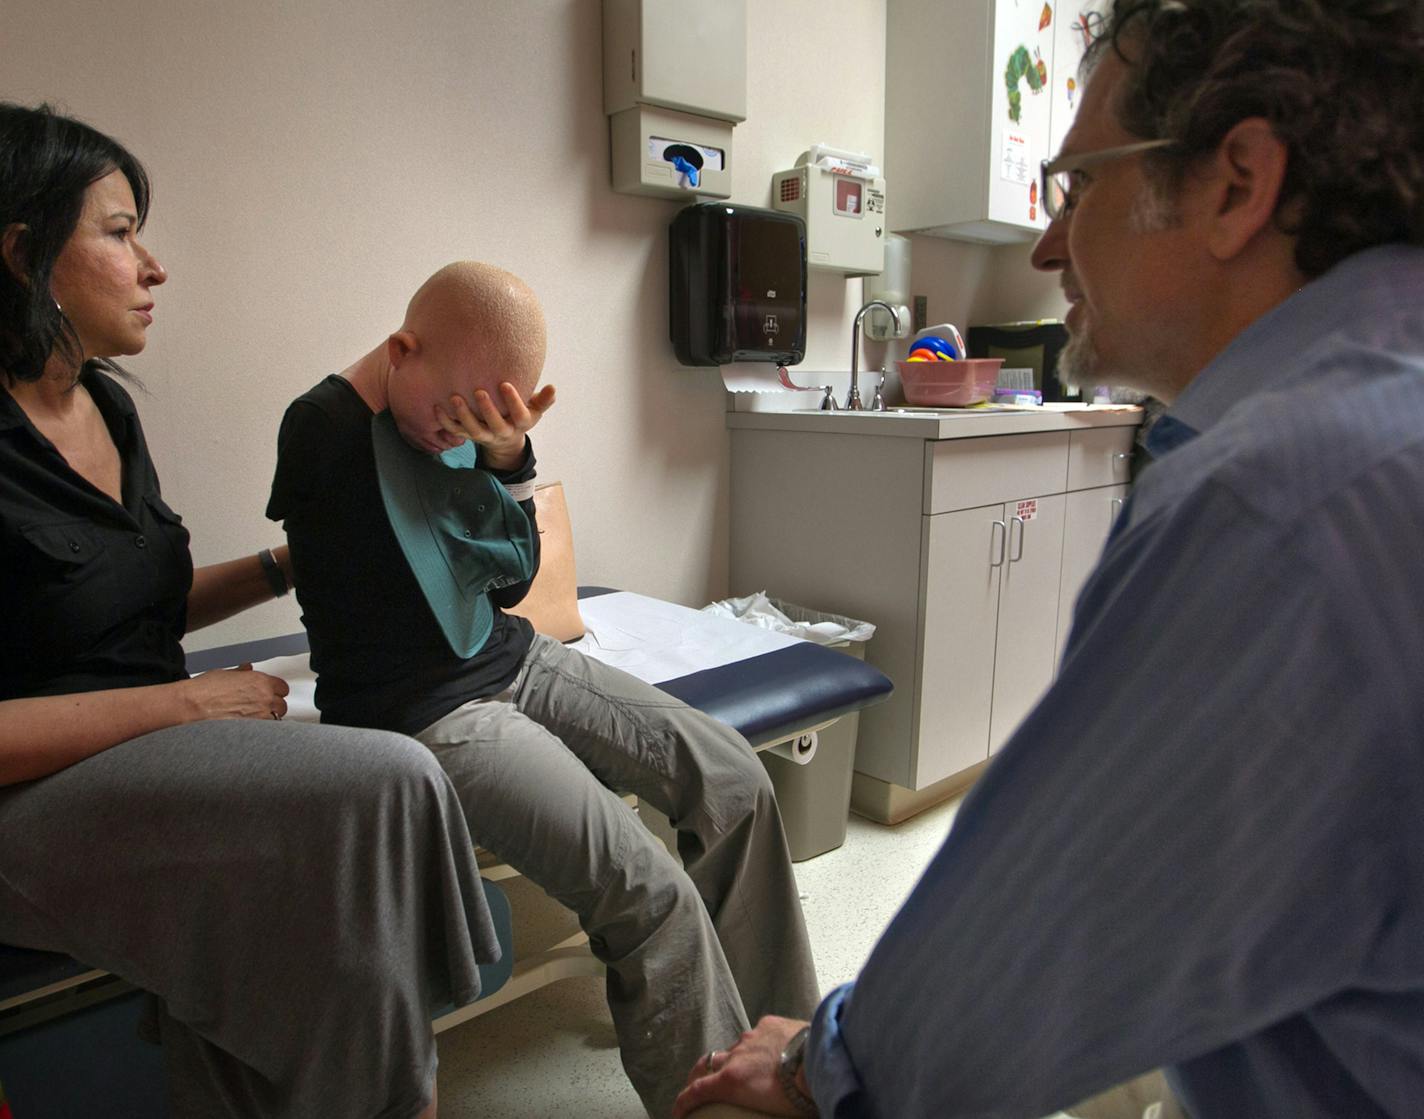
[897,357,1004,407]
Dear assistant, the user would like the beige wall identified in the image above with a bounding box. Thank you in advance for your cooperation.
[6,0,1057,650]
[907,238,1067,344]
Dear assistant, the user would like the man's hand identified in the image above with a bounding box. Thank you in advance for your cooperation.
[671,1015,812,1119]
[437,382,557,472]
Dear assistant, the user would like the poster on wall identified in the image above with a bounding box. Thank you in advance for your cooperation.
[990,1,1055,226]
[990,1,1108,231]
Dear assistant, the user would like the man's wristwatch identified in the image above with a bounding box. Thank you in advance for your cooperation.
[777,1025,818,1116]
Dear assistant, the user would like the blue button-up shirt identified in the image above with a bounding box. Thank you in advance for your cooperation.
[807,244,1424,1118]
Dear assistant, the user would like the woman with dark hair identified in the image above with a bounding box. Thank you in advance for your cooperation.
[0,102,496,1118]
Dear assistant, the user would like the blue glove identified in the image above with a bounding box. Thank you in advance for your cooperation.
[671,155,701,187]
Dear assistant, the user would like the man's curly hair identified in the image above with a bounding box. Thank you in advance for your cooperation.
[1087,0,1424,278]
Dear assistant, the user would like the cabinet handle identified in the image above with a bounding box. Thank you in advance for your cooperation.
[1009,515,1026,562]
[1113,451,1133,473]
[1110,496,1124,521]
[990,519,1007,567]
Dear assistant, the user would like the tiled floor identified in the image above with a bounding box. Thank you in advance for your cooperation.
[434,794,965,1118]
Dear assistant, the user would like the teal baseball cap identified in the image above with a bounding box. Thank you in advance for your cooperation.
[371,411,537,658]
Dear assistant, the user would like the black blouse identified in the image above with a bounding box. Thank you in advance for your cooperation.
[0,367,193,701]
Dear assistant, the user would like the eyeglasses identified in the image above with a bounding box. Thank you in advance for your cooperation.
[1040,139,1175,221]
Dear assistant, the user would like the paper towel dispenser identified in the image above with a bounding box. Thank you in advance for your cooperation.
[669,202,807,367]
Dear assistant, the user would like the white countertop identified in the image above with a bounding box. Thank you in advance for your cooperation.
[725,402,1142,439]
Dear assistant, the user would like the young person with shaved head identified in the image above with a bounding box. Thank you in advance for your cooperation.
[268,261,817,1119]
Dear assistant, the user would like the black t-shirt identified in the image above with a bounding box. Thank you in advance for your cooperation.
[0,367,193,701]
[266,375,538,736]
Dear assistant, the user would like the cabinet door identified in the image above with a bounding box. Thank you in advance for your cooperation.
[917,505,1007,785]
[1055,483,1128,665]
[886,0,1110,242]
[1066,425,1135,490]
[927,431,1069,515]
[1048,3,1104,161]
[989,492,1067,754]
[988,0,1057,230]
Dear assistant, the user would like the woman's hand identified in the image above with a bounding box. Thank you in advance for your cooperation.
[2,668,292,786]
[671,1015,811,1118]
[436,382,557,472]
[180,664,290,722]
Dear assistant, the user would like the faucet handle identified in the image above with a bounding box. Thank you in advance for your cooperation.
[819,385,839,411]
[870,369,887,411]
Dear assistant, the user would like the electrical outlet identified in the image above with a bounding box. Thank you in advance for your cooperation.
[913,295,928,333]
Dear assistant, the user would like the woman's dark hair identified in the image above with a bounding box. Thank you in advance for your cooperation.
[0,102,151,383]
[1086,0,1424,278]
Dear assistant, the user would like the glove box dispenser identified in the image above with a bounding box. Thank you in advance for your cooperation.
[669,202,807,367]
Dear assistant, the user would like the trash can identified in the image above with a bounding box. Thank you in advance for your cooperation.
[704,593,875,862]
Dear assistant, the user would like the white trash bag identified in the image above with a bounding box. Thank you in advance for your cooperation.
[702,591,875,647]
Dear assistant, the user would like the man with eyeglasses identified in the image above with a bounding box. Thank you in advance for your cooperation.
[674,2,1424,1117]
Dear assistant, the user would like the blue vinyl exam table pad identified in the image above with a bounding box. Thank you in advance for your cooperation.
[181,588,893,750]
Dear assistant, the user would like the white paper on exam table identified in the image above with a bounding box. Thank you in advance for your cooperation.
[572,591,802,686]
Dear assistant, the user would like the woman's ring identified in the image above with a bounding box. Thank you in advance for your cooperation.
[703,1049,720,1073]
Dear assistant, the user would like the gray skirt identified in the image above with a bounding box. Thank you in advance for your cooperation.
[0,718,497,1118]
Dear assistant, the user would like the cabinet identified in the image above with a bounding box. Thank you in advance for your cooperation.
[728,412,1137,796]
[920,494,1067,777]
[885,0,1102,243]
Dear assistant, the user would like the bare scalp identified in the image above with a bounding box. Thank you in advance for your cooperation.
[404,261,547,402]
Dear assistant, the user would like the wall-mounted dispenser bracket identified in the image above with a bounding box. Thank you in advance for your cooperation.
[862,232,912,340]
[609,105,734,200]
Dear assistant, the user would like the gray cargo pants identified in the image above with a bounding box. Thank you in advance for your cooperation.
[0,719,494,1118]
[416,634,820,1118]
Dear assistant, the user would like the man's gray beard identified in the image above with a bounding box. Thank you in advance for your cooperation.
[1057,327,1095,395]
[1059,325,1148,404]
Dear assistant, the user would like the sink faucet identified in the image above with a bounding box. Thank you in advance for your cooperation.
[846,300,901,410]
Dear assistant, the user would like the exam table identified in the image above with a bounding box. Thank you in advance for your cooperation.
[0,579,892,1114]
